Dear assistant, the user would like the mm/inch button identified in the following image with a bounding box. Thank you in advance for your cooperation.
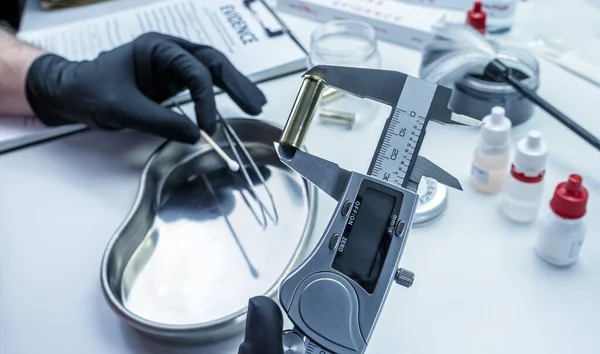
[395,220,406,237]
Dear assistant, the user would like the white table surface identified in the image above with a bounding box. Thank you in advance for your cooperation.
[3,1,600,353]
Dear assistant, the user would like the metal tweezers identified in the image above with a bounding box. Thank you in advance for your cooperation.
[174,103,278,229]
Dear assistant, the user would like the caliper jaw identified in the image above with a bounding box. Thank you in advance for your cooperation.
[407,156,463,192]
[275,143,351,202]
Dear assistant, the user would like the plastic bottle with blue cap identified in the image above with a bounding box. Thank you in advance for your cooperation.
[499,130,548,223]
[469,106,512,194]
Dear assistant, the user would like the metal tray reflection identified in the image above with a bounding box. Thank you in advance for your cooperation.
[101,118,317,343]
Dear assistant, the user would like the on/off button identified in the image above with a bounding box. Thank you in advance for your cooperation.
[341,200,352,217]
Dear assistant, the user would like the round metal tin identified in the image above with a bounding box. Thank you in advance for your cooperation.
[413,177,448,226]
[420,42,540,126]
[101,118,317,343]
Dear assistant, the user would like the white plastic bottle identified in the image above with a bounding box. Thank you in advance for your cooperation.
[469,106,512,194]
[499,130,548,223]
[536,174,589,267]
[482,0,518,33]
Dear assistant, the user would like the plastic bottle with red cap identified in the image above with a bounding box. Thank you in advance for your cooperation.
[466,1,487,35]
[535,174,589,266]
[499,130,548,223]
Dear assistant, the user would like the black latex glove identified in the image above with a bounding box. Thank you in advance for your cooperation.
[25,32,267,143]
[238,296,284,354]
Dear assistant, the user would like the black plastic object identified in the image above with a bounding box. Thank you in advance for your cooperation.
[450,68,537,127]
[485,59,600,152]
[238,296,284,354]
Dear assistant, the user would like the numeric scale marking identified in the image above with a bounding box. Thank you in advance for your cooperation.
[367,76,437,189]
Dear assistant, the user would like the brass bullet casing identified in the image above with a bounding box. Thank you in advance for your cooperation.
[319,109,356,129]
[320,87,345,104]
[279,74,327,149]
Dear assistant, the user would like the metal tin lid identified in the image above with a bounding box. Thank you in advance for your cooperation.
[413,177,448,226]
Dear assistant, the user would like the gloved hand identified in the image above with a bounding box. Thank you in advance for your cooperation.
[238,296,284,354]
[25,32,267,143]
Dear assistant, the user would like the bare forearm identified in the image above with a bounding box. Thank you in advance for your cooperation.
[0,28,46,117]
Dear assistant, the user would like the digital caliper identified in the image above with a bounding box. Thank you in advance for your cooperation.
[274,65,482,354]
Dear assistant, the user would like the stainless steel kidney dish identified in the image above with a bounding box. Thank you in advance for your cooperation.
[101,118,317,343]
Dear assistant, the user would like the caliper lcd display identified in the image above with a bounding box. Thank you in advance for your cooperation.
[332,180,402,293]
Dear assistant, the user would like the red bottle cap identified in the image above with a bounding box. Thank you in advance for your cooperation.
[550,174,589,219]
[466,1,486,35]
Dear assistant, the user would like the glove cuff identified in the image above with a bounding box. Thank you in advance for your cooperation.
[25,53,78,126]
